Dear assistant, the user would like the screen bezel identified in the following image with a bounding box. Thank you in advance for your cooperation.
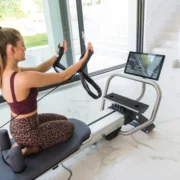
[124,51,165,81]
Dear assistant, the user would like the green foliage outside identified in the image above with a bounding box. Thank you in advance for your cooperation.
[0,0,43,20]
[34,0,43,12]
[23,33,48,48]
[0,0,25,20]
[141,54,151,69]
[0,0,47,48]
[83,0,101,6]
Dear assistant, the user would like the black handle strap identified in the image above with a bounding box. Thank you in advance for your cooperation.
[79,71,102,99]
[54,63,67,73]
[53,47,65,72]
[78,50,102,99]
[53,48,102,99]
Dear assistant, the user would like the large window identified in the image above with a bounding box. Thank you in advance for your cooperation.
[0,0,139,102]
[69,0,137,73]
[0,0,48,48]
[0,0,53,71]
[0,0,48,97]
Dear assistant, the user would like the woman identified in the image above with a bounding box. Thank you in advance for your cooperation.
[0,27,93,156]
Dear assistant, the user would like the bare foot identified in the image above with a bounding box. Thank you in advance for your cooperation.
[11,142,19,148]
[11,142,40,156]
[22,147,39,156]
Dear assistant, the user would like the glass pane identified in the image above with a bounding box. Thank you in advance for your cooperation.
[68,0,81,58]
[0,0,49,96]
[0,0,48,48]
[80,0,137,73]
[0,0,53,70]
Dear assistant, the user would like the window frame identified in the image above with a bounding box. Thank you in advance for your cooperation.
[0,0,144,104]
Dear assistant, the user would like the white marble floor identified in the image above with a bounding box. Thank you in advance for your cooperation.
[33,52,180,180]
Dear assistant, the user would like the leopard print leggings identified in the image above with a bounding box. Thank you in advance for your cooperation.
[10,113,74,150]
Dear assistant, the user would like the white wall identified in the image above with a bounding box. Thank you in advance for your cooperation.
[179,31,180,59]
[144,0,180,52]
[128,0,137,51]
[21,45,53,67]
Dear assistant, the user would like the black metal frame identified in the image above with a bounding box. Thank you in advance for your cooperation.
[76,0,86,54]
[0,0,144,104]
[136,0,145,53]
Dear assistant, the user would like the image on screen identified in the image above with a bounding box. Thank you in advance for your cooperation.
[124,52,165,80]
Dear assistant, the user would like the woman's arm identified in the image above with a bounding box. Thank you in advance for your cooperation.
[20,56,86,88]
[20,40,67,73]
[20,55,57,72]
[17,42,93,89]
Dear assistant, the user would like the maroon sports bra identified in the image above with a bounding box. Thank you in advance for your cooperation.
[7,72,38,115]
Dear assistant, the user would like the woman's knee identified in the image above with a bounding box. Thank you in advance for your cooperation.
[38,113,67,123]
[69,121,75,131]
[66,121,75,135]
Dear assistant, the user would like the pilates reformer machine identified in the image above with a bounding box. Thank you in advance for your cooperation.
[0,50,165,180]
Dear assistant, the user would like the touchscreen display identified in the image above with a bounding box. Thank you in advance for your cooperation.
[124,52,165,80]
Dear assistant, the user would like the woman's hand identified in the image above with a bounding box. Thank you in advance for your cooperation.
[82,42,94,62]
[77,42,94,72]
[57,40,68,56]
[54,40,68,68]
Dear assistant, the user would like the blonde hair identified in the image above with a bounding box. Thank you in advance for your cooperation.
[0,27,21,88]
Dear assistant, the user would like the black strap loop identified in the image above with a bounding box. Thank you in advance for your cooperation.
[78,50,102,99]
[53,48,102,99]
[53,47,64,69]
[53,47,66,73]
[54,63,66,73]
[79,71,102,99]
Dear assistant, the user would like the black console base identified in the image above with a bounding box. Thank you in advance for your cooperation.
[130,121,155,133]
[109,101,155,134]
[104,93,149,113]
[104,128,121,141]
